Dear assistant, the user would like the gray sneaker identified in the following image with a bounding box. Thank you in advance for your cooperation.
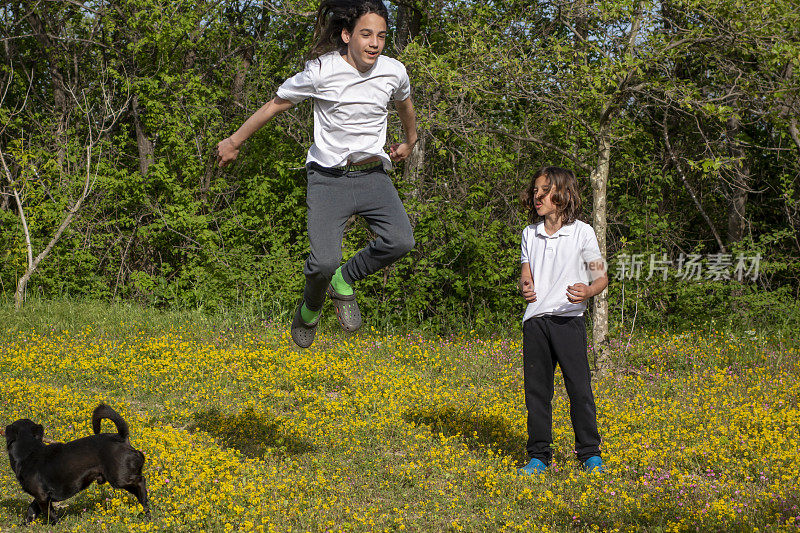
[326,286,362,332]
[290,300,320,348]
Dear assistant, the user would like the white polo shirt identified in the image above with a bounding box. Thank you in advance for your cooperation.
[520,220,603,321]
[276,51,411,171]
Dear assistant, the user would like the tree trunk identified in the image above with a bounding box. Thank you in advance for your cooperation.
[200,152,216,206]
[788,118,800,158]
[778,64,800,159]
[1,185,9,211]
[132,94,154,177]
[590,122,612,374]
[404,134,425,198]
[11,185,34,311]
[231,47,253,108]
[395,1,422,51]
[28,8,69,167]
[15,268,33,311]
[726,115,749,243]
[9,146,94,310]
[395,1,425,206]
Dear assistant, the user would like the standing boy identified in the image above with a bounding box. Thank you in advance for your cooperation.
[517,166,609,474]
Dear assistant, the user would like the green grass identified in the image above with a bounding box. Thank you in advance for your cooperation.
[0,299,798,532]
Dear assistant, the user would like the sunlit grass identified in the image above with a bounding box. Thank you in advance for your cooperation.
[1,302,798,531]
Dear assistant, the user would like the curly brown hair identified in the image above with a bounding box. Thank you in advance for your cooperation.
[520,166,582,224]
[309,0,390,60]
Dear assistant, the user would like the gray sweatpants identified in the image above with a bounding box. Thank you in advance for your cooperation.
[303,164,415,311]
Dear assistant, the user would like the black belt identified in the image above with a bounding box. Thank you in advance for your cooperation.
[308,160,384,175]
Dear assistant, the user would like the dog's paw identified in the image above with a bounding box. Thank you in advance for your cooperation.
[23,502,39,524]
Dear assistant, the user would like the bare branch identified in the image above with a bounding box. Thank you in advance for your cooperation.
[0,146,34,269]
[662,111,726,253]
[486,128,591,172]
[43,0,103,15]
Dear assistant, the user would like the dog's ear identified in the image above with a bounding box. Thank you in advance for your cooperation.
[33,424,44,441]
[4,424,16,441]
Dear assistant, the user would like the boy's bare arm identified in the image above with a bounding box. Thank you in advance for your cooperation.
[567,259,608,303]
[217,96,294,167]
[589,259,609,294]
[519,262,537,303]
[390,97,418,162]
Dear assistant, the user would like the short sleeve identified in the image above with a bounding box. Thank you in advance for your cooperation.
[392,65,411,101]
[520,227,531,264]
[276,62,318,104]
[580,224,603,264]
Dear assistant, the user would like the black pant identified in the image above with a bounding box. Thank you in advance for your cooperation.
[523,314,601,464]
[303,164,415,311]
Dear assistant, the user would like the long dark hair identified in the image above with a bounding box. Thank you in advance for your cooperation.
[520,166,582,224]
[309,0,390,59]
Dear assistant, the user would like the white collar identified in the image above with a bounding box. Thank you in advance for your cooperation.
[535,221,574,238]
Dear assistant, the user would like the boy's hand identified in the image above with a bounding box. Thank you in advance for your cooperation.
[389,142,413,162]
[519,279,537,303]
[566,283,592,304]
[216,137,240,167]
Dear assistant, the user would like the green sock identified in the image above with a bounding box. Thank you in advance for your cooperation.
[300,302,320,324]
[331,266,354,296]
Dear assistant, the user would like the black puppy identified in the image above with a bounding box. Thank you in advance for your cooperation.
[4,403,150,524]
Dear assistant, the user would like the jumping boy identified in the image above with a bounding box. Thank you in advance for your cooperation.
[217,0,417,348]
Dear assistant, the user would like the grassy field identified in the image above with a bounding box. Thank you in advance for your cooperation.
[0,301,798,532]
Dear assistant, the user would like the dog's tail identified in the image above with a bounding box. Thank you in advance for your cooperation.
[92,404,129,441]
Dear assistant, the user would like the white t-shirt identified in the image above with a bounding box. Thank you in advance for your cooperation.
[276,51,411,171]
[520,220,604,321]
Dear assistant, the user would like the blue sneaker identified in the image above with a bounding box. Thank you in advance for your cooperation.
[519,458,548,475]
[582,456,605,473]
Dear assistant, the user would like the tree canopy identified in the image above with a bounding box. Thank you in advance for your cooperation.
[1,0,798,331]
